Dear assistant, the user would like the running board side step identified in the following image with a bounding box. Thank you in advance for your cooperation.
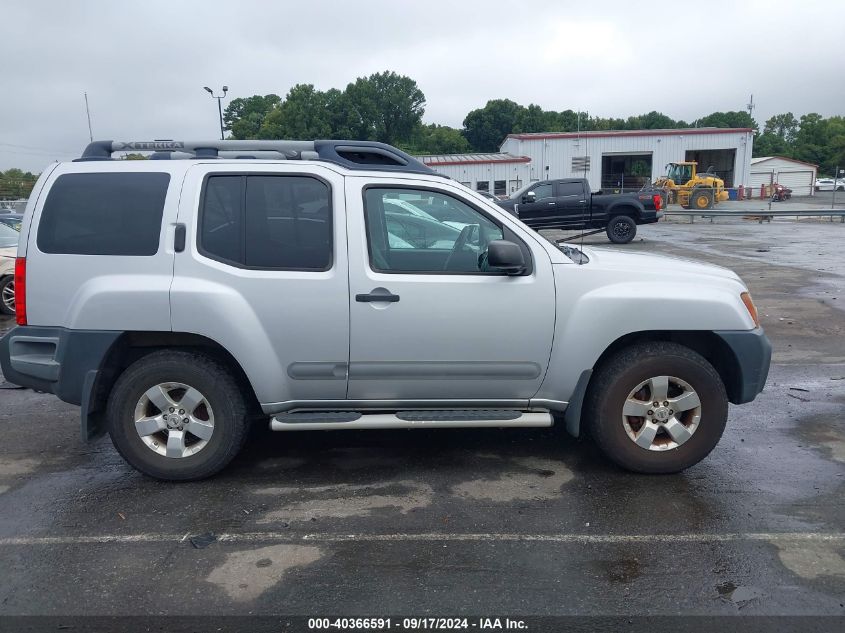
[269,410,554,431]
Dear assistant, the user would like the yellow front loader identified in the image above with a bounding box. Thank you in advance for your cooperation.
[654,162,729,210]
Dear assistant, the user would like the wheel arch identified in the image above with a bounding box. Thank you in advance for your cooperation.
[85,331,262,441]
[564,330,744,437]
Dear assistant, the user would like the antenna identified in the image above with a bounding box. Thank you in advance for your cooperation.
[746,94,755,118]
[578,111,589,263]
[84,92,93,142]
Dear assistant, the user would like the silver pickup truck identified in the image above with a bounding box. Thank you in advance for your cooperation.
[0,139,771,480]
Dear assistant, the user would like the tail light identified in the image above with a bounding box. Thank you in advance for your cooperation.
[14,257,26,325]
[652,194,663,211]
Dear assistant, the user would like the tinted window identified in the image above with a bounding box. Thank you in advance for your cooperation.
[38,172,169,255]
[364,188,503,274]
[200,175,331,270]
[559,182,584,196]
[531,183,553,200]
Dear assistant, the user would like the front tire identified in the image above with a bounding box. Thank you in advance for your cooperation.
[606,215,637,244]
[0,276,14,316]
[691,189,714,210]
[585,342,728,473]
[106,350,249,481]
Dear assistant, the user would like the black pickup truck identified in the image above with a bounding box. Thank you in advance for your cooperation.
[496,178,664,244]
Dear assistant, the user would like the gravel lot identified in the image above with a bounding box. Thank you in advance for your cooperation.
[0,217,843,625]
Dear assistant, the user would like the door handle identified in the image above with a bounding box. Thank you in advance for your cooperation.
[174,224,186,252]
[548,202,556,206]
[578,200,586,203]
[356,292,400,303]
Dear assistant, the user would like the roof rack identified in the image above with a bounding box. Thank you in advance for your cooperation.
[76,139,442,176]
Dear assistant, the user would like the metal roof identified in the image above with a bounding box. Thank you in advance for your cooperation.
[418,152,531,166]
[507,127,754,141]
[751,155,818,168]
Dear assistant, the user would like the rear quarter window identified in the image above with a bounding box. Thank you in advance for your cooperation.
[37,172,170,255]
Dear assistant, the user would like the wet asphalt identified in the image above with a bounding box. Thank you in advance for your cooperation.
[0,217,843,621]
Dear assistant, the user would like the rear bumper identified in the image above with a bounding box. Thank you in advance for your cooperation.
[713,328,772,404]
[0,326,120,406]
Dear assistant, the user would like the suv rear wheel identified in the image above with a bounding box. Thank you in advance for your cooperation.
[106,350,249,481]
[585,342,728,473]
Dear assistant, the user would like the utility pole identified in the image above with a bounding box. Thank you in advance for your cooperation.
[746,94,755,119]
[203,86,229,140]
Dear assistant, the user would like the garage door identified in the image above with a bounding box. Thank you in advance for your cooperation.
[776,170,814,196]
[749,171,774,190]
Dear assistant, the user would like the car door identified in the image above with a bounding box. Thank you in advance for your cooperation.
[513,181,556,228]
[171,163,350,409]
[555,181,589,226]
[344,177,556,402]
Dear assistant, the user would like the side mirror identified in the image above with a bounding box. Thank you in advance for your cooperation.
[487,240,525,275]
[522,190,536,204]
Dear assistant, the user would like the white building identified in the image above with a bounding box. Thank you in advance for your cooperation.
[749,156,817,196]
[420,127,755,196]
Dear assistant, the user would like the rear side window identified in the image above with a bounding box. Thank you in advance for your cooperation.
[199,175,332,270]
[38,172,170,255]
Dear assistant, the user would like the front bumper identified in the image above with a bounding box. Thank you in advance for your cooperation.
[713,328,772,404]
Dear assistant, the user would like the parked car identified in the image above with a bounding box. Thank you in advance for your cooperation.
[0,223,19,316]
[496,178,664,244]
[814,178,845,192]
[0,139,770,480]
[0,213,23,231]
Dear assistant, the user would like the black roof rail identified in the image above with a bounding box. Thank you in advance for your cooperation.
[76,139,442,176]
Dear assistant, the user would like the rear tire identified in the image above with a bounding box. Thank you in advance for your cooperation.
[606,215,637,244]
[106,350,249,481]
[585,342,728,473]
[0,276,14,316]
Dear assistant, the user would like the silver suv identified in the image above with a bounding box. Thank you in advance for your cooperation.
[0,139,771,480]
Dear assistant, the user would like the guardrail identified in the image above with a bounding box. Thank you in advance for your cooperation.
[664,209,845,224]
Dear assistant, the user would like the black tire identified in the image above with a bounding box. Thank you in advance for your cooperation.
[0,276,14,316]
[584,342,728,474]
[106,350,249,481]
[606,215,637,244]
[690,189,714,210]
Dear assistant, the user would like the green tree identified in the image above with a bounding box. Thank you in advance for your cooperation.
[0,168,38,199]
[762,112,798,141]
[462,99,524,152]
[693,111,757,130]
[223,94,281,139]
[258,84,335,139]
[401,124,470,154]
[343,71,426,145]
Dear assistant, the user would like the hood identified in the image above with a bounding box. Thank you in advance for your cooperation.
[578,246,743,283]
[0,246,16,259]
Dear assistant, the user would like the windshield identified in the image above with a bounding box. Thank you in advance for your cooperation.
[666,164,692,183]
[0,223,21,248]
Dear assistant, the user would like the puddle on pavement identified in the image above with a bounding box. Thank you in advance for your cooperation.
[253,480,433,523]
[450,456,574,502]
[773,539,845,581]
[715,581,764,608]
[0,457,41,477]
[206,544,324,602]
[600,558,642,584]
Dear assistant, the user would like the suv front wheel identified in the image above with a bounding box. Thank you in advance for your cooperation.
[106,350,249,481]
[585,342,728,473]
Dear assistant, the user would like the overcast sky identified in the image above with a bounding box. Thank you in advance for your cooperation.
[2,0,842,171]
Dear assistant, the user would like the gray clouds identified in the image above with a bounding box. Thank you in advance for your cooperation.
[2,0,843,171]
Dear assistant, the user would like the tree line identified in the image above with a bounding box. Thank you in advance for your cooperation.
[0,168,38,200]
[224,71,845,176]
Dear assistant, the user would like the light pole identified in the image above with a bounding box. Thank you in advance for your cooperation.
[203,86,228,140]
